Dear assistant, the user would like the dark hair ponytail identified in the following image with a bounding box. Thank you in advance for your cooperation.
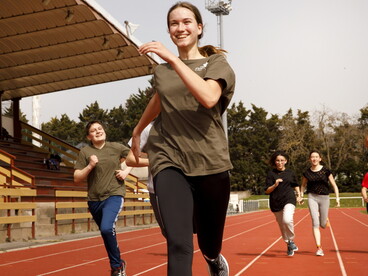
[199,45,227,57]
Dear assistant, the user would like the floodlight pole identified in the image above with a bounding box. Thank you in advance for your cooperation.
[205,0,232,140]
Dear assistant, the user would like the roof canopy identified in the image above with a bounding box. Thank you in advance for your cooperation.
[0,0,157,101]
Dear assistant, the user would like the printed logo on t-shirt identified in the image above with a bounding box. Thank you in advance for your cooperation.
[194,62,208,72]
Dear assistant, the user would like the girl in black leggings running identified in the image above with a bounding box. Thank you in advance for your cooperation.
[128,2,235,275]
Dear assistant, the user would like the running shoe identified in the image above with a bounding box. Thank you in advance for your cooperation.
[206,254,229,276]
[316,248,324,256]
[288,240,298,251]
[287,242,294,256]
[111,260,127,276]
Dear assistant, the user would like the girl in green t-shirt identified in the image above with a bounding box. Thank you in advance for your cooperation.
[128,2,235,276]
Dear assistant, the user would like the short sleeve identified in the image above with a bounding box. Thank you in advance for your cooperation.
[362,173,368,188]
[290,171,299,187]
[205,54,236,114]
[325,168,332,178]
[265,171,274,190]
[74,149,87,170]
[118,143,130,158]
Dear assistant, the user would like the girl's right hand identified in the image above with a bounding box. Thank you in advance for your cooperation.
[139,41,176,64]
[89,155,98,167]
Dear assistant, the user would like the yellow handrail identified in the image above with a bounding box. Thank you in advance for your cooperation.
[0,149,35,187]
[20,121,80,167]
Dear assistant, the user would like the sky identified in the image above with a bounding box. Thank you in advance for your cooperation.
[18,0,368,124]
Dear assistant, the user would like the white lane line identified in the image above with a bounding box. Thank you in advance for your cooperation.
[0,231,161,267]
[134,210,308,275]
[328,221,347,276]
[8,211,301,275]
[234,212,309,276]
[132,262,168,276]
[341,210,368,227]
[36,241,166,276]
[225,213,275,229]
[0,243,103,267]
[131,219,278,276]
[234,237,282,276]
[223,220,275,241]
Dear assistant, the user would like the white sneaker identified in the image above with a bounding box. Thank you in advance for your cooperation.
[206,254,229,276]
[316,248,324,256]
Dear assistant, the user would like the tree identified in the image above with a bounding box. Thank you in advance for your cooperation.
[228,101,251,191]
[41,114,80,146]
[106,105,127,142]
[358,105,368,172]
[3,102,28,123]
[314,108,363,192]
[358,104,368,129]
[228,103,280,194]
[78,101,109,126]
[105,78,155,143]
[278,109,317,178]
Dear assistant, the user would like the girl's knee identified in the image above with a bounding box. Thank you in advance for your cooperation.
[100,226,115,237]
[168,237,193,256]
[283,218,293,225]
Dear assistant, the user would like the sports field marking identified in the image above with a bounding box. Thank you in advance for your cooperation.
[234,212,309,275]
[0,243,103,267]
[328,221,347,276]
[234,236,282,276]
[223,220,275,241]
[0,231,161,267]
[225,212,274,228]
[341,210,368,227]
[35,241,167,275]
[132,262,168,276]
[130,214,277,275]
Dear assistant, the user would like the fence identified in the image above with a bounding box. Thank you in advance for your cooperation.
[240,196,365,213]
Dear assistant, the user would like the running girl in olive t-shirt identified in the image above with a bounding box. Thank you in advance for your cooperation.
[129,2,235,276]
[74,121,147,276]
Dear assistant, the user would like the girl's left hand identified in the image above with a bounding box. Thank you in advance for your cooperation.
[296,196,304,205]
[336,198,340,207]
[115,169,129,181]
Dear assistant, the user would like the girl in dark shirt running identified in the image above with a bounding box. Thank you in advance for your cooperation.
[299,150,340,256]
[265,151,301,256]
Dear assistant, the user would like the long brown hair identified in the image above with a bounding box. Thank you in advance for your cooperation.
[167,2,227,57]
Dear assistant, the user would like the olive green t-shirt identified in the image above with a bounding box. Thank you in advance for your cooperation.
[74,142,130,201]
[146,54,236,177]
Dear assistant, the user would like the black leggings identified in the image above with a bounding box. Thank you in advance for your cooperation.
[153,167,230,276]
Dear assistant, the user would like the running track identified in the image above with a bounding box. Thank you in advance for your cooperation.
[0,208,366,275]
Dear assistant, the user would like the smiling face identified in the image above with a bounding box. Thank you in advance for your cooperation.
[274,155,287,171]
[168,7,202,51]
[87,122,106,146]
[309,152,322,166]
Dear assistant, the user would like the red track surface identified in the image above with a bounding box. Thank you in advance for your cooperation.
[0,208,366,275]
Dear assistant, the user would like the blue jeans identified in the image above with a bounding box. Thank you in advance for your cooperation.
[88,196,124,269]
